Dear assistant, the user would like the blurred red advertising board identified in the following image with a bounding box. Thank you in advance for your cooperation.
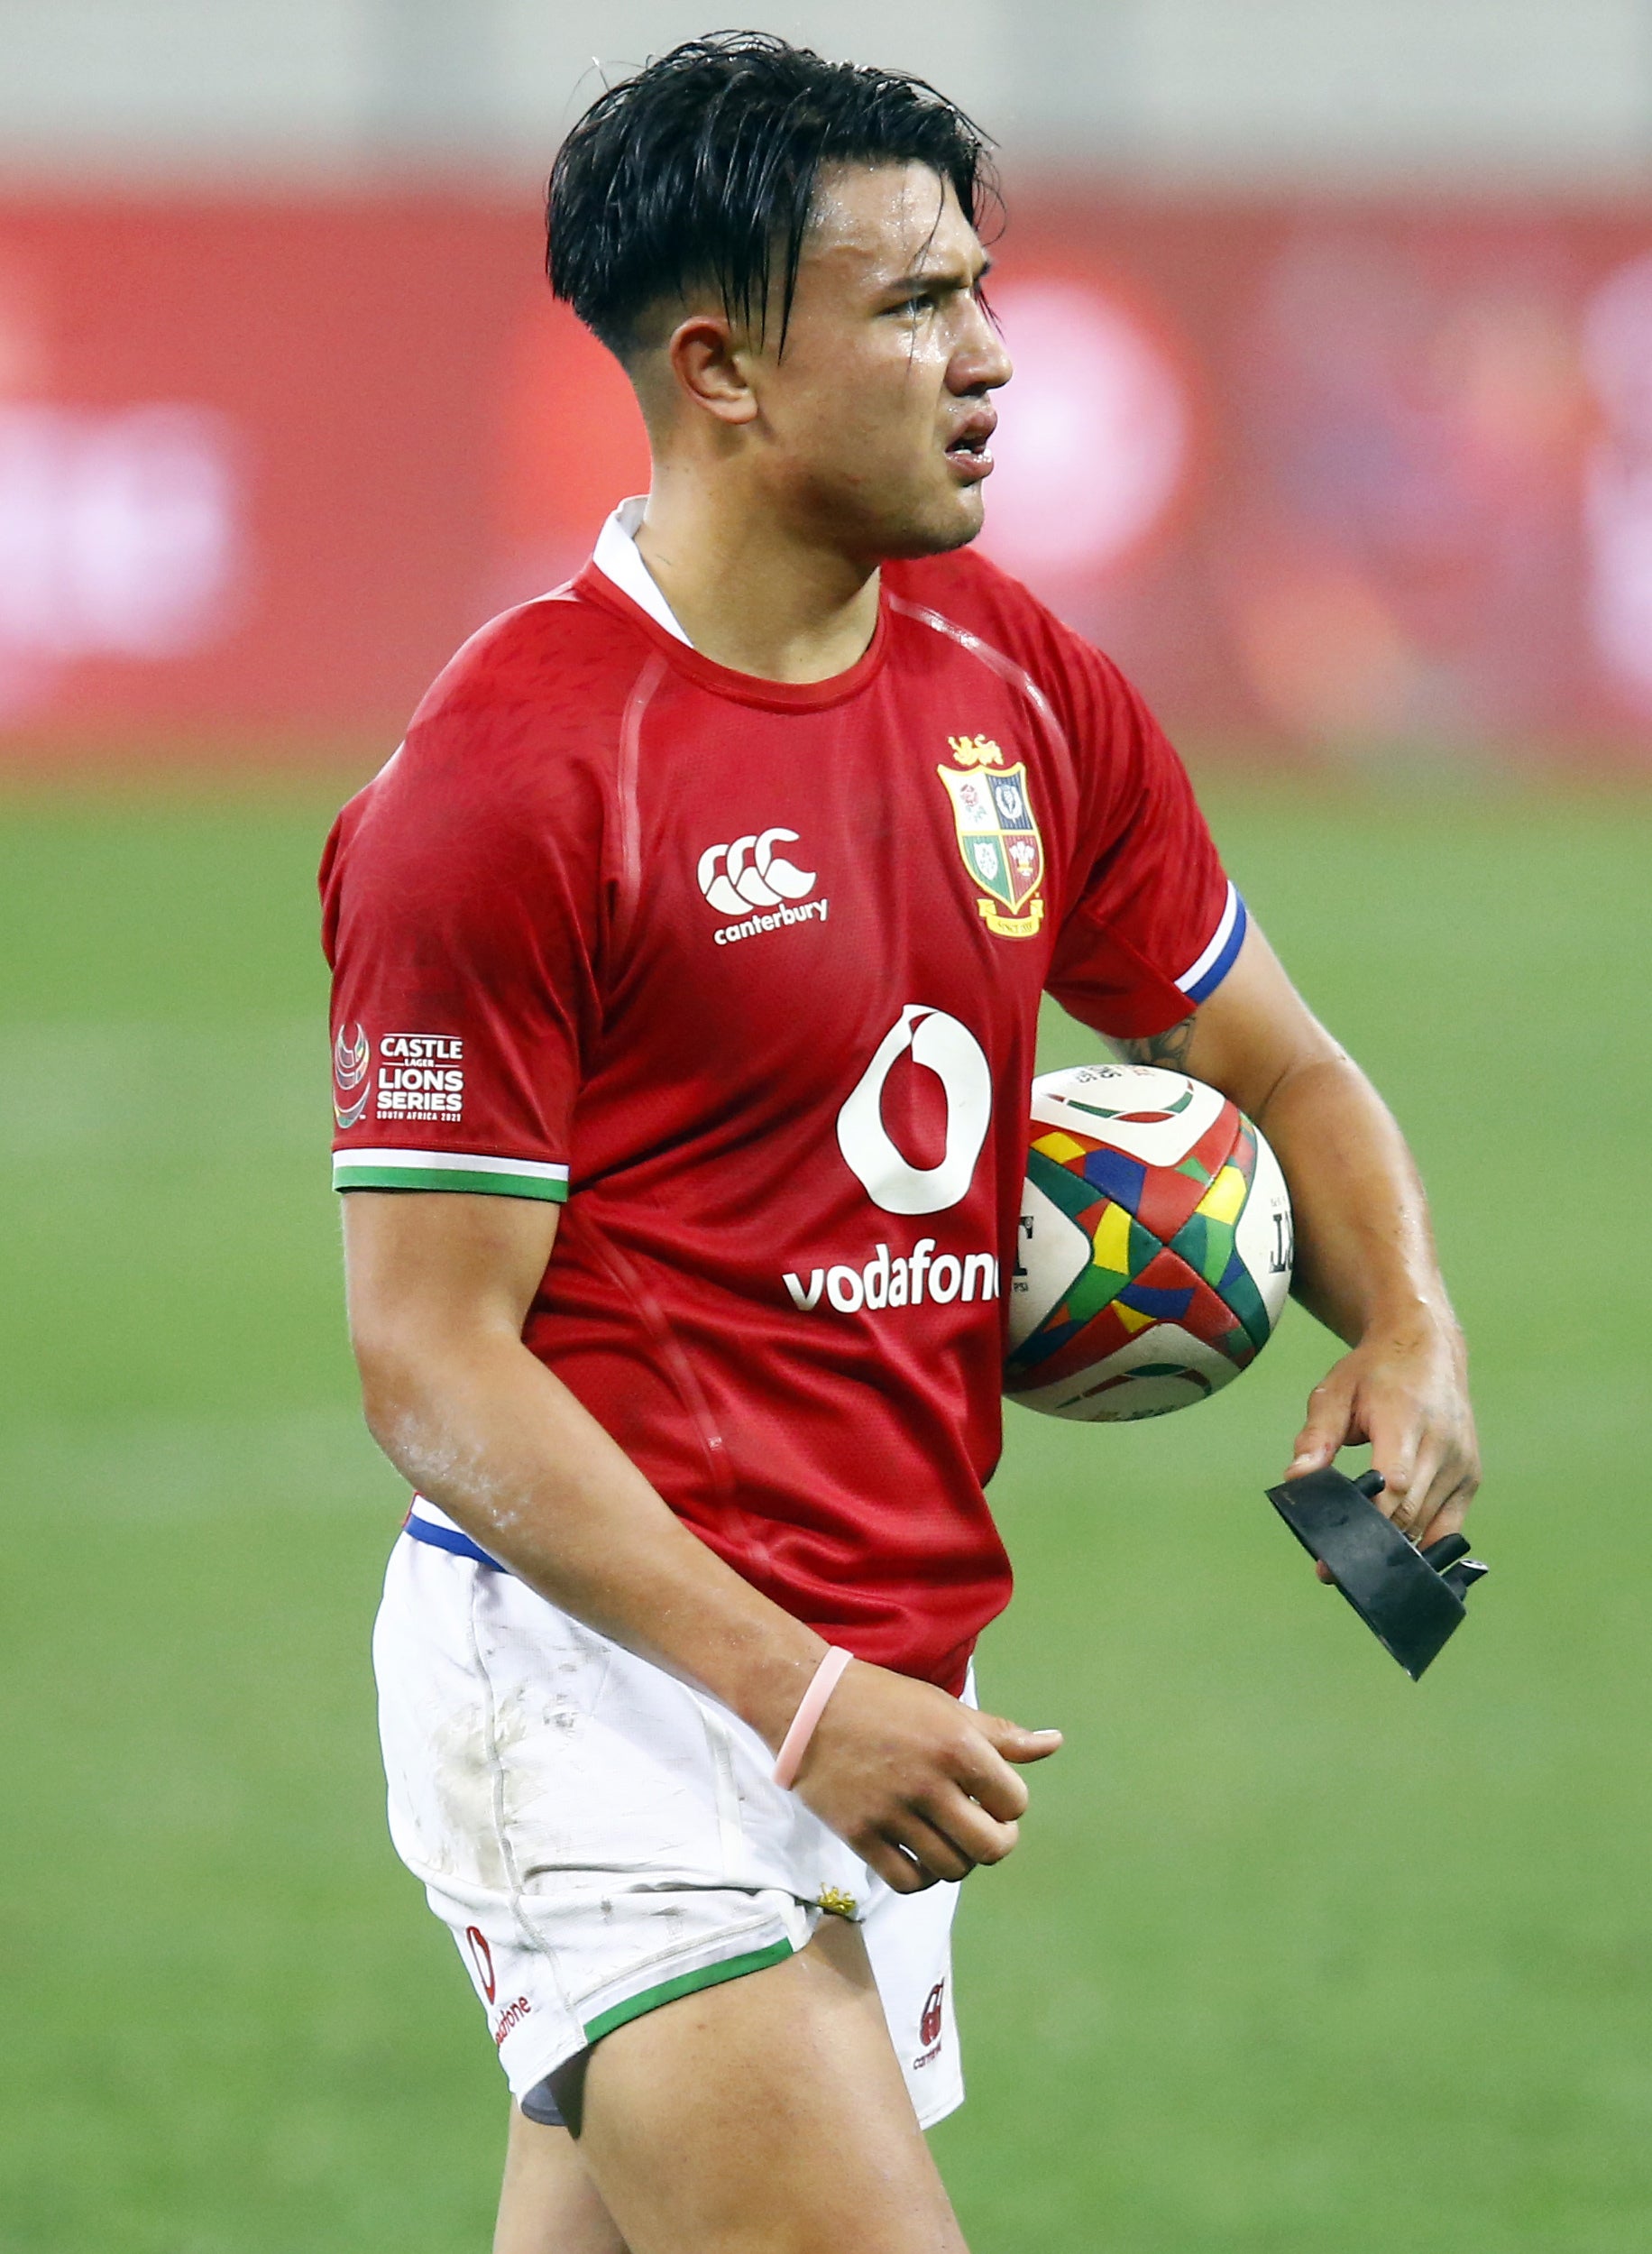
[1,189,1650,764]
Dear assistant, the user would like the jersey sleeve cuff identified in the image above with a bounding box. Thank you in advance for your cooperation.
[332,1148,569,1201]
[1175,884,1248,1005]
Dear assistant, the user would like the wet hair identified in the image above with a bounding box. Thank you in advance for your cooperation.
[547,31,997,359]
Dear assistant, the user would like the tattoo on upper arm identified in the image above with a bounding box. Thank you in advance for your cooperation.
[1111,1012,1197,1072]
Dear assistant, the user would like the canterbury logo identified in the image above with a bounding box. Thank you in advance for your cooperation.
[697,828,817,916]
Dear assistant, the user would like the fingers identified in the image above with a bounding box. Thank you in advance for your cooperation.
[921,1780,1022,1863]
[867,1796,1021,1891]
[905,1716,1053,1872]
[1368,1404,1479,1542]
[991,1720,1065,1766]
[1417,1491,1470,1552]
[1414,1444,1479,1542]
[1416,1461,1478,1552]
[797,1671,1060,1893]
[1289,1363,1362,1581]
[1370,1429,1430,1538]
[849,1719,1051,1890]
[1287,1365,1358,1477]
[951,1716,1058,1822]
[1287,1337,1480,1560]
[858,1835,938,1896]
[903,1806,1009,1882]
[895,1818,973,1885]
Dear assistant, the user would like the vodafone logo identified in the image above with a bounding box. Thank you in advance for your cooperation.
[783,1007,998,1316]
[836,1006,991,1217]
[464,1925,497,2004]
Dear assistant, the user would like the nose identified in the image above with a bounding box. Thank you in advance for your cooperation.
[950,294,1013,394]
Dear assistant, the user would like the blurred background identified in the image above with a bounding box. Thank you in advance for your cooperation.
[1,7,1648,2252]
[8,1,1652,759]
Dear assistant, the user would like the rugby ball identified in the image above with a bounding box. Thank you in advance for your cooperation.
[1005,1063,1292,1421]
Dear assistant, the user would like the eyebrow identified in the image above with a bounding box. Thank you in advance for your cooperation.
[885,253,993,296]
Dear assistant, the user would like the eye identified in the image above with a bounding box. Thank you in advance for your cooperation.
[894,293,935,318]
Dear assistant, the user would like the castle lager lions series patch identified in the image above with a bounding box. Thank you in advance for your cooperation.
[936,734,1046,939]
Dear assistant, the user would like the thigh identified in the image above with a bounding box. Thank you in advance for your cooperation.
[494,2108,629,2254]
[576,1916,969,2254]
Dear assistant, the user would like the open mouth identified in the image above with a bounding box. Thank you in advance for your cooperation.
[944,412,996,480]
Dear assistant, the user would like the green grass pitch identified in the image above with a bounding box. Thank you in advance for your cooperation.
[0,773,1647,2250]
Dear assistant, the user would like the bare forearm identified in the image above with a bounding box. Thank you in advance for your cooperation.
[1255,1054,1455,1349]
[1114,924,1455,1352]
[1112,920,1477,1537]
[363,1335,827,1750]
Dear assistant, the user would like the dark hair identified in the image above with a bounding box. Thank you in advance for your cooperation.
[547,32,997,358]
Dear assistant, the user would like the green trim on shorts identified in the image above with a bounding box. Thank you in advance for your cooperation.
[583,1938,796,2046]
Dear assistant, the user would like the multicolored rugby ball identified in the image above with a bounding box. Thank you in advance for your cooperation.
[1006,1064,1293,1421]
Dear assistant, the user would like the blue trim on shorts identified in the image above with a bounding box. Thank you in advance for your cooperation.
[401,1513,507,1572]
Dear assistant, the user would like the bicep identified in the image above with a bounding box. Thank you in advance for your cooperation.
[1110,921,1344,1119]
[342,1189,562,1365]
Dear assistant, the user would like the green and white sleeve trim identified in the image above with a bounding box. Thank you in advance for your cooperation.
[332,1148,569,1201]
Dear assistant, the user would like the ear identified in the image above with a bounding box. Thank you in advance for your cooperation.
[665,314,760,428]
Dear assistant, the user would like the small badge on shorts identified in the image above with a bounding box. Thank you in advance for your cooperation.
[817,1886,859,1918]
[921,1980,946,2048]
[913,1979,947,2070]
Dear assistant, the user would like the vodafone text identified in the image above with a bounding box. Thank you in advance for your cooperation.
[492,1995,531,2047]
[784,1239,1000,1314]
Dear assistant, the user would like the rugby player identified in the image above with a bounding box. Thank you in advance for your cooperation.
[322,34,1479,2254]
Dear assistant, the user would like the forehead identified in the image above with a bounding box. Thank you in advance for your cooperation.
[804,161,979,281]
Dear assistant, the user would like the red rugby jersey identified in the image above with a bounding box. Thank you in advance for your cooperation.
[321,520,1245,1692]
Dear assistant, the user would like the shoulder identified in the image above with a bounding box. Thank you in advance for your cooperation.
[885,547,1131,714]
[352,584,654,819]
[407,581,657,749]
[322,586,646,906]
[884,547,1146,752]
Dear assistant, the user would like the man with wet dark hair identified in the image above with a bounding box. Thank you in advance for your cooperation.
[325,33,1477,2252]
[548,32,996,365]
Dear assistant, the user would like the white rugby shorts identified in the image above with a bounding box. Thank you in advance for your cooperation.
[372,1511,966,2129]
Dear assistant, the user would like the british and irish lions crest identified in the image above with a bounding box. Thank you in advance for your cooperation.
[937,734,1046,939]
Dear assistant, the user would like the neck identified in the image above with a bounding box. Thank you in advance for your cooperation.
[631,460,881,684]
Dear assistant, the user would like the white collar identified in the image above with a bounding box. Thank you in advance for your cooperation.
[591,497,693,647]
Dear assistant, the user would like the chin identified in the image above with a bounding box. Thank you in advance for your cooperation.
[869,488,987,563]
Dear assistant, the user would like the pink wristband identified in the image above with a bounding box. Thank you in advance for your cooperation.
[772,1646,855,1789]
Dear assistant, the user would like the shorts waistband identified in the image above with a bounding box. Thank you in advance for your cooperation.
[401,1504,507,1572]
